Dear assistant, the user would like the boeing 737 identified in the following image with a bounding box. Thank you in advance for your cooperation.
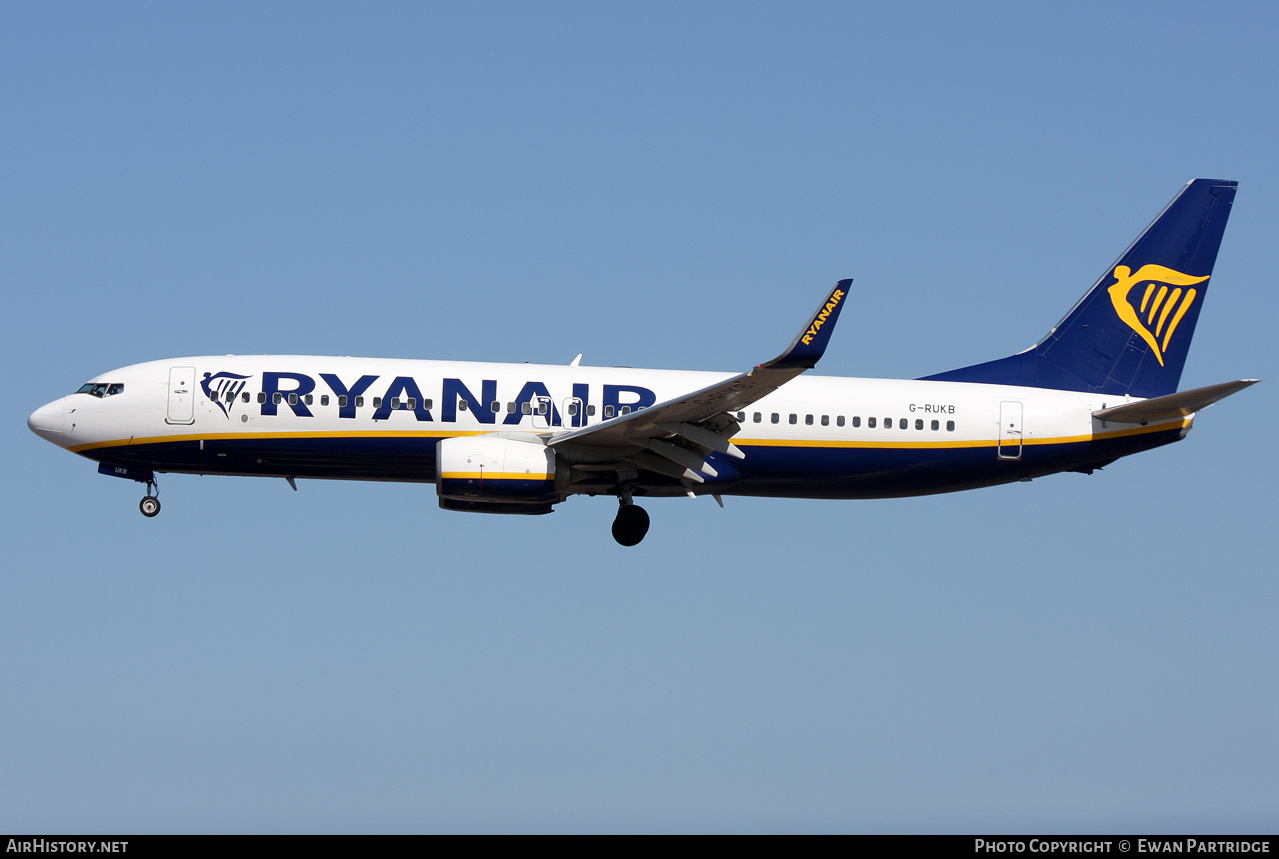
[28,179,1256,545]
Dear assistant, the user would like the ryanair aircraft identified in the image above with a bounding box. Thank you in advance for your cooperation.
[28,179,1256,545]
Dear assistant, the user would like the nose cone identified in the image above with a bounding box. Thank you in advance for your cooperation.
[28,398,68,445]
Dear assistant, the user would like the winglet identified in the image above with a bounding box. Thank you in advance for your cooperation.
[762,279,852,370]
[549,278,853,451]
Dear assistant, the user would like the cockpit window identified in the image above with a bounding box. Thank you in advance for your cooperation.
[75,383,123,398]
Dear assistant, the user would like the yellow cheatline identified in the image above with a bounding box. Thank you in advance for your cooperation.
[71,418,1190,457]
[735,437,989,450]
[732,419,1189,451]
[68,428,487,454]
[440,472,551,481]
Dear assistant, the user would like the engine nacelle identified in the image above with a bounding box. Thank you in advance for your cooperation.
[436,435,559,511]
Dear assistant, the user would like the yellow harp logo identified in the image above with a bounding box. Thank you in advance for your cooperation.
[1107,264,1209,366]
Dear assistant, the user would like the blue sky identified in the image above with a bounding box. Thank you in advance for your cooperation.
[3,2,1277,833]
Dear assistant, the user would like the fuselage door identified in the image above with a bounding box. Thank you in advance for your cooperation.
[563,397,585,428]
[166,366,196,425]
[531,395,556,430]
[998,400,1023,460]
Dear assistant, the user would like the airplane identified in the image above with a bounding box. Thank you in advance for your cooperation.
[28,178,1257,546]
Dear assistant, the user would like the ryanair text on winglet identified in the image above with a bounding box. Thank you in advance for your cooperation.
[799,288,845,346]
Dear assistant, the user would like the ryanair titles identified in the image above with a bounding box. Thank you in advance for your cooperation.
[800,288,846,346]
[202,370,656,428]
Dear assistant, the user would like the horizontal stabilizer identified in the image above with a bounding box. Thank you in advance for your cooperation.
[1093,379,1258,424]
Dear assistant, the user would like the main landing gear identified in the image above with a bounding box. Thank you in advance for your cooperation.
[139,477,160,518]
[611,491,650,547]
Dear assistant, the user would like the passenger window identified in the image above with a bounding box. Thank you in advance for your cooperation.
[805,414,813,426]
[242,392,250,403]
[408,398,416,409]
[522,402,532,415]
[355,396,364,408]
[931,420,939,430]
[915,419,923,430]
[789,414,797,425]
[321,395,330,406]
[753,412,762,423]
[587,405,596,416]
[338,395,348,407]
[459,399,469,411]
[287,393,298,406]
[867,417,876,428]
[737,412,745,421]
[821,415,829,426]
[425,399,433,410]
[849,416,858,427]
[899,418,908,430]
[391,397,400,408]
[604,405,615,418]
[620,405,631,415]
[508,402,517,413]
[373,397,382,408]
[305,394,313,406]
[273,393,282,405]
[883,417,891,429]
[946,420,955,431]
[491,402,500,413]
[567,403,578,416]
[258,393,267,404]
[771,413,779,424]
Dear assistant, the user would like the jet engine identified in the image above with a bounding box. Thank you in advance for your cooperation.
[436,435,561,514]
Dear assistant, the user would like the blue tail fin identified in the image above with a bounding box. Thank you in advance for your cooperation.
[921,179,1237,398]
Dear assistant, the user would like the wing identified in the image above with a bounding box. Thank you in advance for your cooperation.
[549,279,851,484]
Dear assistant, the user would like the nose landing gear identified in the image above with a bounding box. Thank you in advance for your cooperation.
[139,477,160,518]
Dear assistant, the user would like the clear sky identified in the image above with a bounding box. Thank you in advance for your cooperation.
[3,1,1277,833]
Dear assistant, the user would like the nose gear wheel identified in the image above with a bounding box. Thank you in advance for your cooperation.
[139,476,160,518]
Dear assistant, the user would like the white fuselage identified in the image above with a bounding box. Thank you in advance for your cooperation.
[28,355,1187,500]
